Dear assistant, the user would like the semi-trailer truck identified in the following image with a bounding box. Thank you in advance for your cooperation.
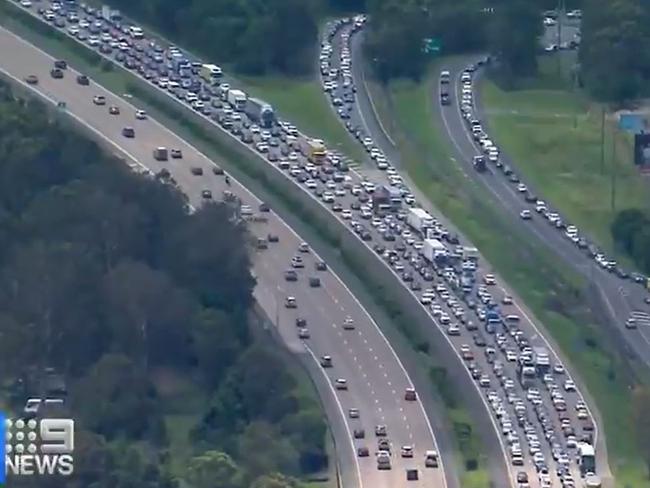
[227,89,248,111]
[245,97,276,128]
[407,208,434,235]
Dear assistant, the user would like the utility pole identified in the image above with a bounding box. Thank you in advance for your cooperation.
[557,0,563,76]
[572,65,579,129]
[611,128,617,211]
[600,106,606,174]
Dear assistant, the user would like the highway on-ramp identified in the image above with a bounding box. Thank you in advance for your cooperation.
[0,25,449,488]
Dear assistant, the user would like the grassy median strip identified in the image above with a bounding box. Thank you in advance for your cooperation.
[479,56,644,256]
[366,62,650,487]
[0,4,481,485]
[237,74,366,164]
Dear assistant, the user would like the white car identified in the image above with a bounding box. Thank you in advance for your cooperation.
[135,109,147,120]
[341,209,352,219]
[564,379,576,391]
[401,445,414,458]
[342,316,355,330]
[20,0,32,7]
[335,379,348,390]
[517,183,527,193]
[520,209,532,220]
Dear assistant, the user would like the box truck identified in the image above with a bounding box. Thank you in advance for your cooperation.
[407,208,434,234]
[153,147,168,161]
[300,138,327,164]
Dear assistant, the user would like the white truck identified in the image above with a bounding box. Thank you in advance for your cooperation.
[422,238,447,263]
[226,89,248,111]
[199,64,223,86]
[407,208,434,235]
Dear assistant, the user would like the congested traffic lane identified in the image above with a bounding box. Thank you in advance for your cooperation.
[6,1,596,486]
[434,56,650,371]
[0,25,450,488]
[325,18,605,488]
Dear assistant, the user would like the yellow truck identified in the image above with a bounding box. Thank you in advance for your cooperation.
[300,138,327,165]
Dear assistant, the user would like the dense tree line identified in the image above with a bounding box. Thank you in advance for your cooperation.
[364,0,489,81]
[611,209,650,272]
[0,81,325,488]
[363,0,545,82]
[108,0,322,75]
[580,0,650,102]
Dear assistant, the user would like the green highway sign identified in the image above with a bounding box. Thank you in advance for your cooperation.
[423,37,441,54]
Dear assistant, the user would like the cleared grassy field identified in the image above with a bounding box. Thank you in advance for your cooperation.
[480,58,645,255]
[367,65,650,488]
[238,75,365,164]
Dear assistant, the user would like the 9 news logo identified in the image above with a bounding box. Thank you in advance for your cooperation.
[1,414,74,480]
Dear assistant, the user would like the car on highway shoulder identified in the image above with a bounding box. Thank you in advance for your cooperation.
[25,74,39,85]
[320,355,332,368]
[404,388,417,401]
[76,74,89,85]
[135,109,147,120]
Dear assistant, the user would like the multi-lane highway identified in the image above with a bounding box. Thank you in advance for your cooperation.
[0,25,450,488]
[1,2,613,486]
[326,17,611,488]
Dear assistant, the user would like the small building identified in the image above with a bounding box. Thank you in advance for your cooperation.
[373,184,402,214]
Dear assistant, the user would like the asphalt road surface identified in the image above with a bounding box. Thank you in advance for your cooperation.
[3,3,613,485]
[333,19,613,488]
[433,55,650,371]
[0,25,450,488]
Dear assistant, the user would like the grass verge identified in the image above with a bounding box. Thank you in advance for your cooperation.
[237,74,366,164]
[0,5,475,486]
[479,54,643,256]
[366,61,650,487]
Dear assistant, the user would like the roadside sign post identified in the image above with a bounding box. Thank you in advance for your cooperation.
[422,38,441,56]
